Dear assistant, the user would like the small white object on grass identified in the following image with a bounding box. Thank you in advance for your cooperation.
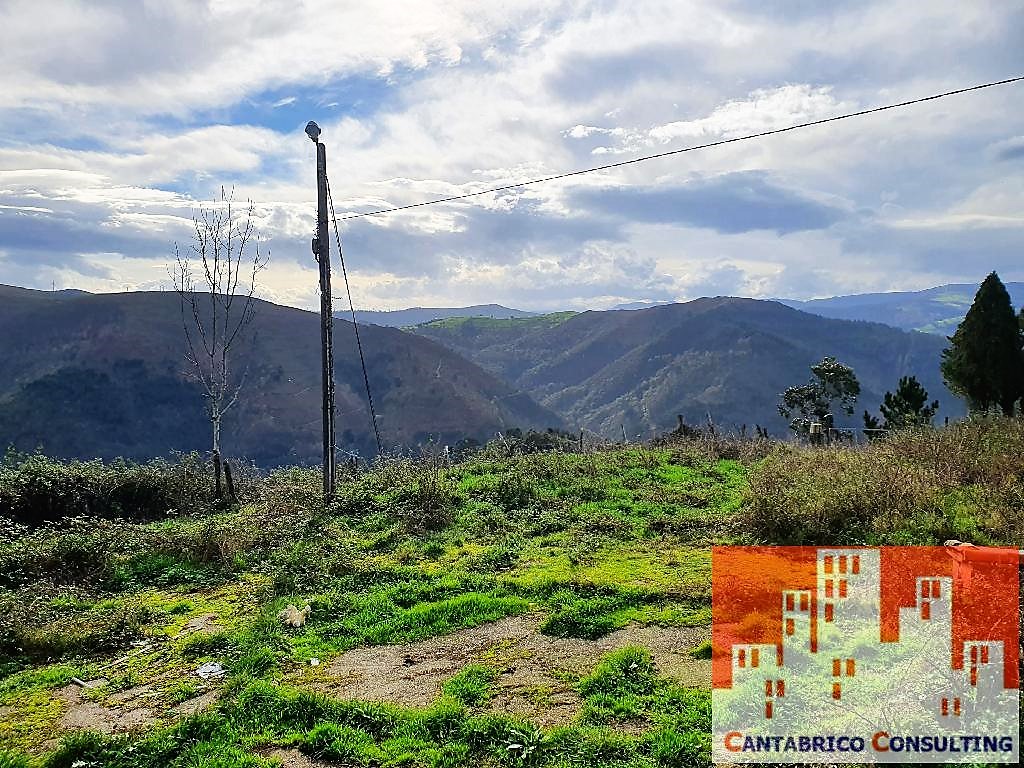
[195,662,226,680]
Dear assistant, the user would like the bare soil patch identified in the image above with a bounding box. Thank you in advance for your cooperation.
[57,683,155,735]
[312,614,710,727]
[182,611,224,635]
[263,748,334,767]
[55,678,219,737]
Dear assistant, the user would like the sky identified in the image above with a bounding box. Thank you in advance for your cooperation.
[1,0,1023,312]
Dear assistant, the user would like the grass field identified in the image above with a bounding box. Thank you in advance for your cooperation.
[414,311,578,331]
[1,418,1021,767]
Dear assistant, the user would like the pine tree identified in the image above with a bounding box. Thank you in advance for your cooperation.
[1020,308,1024,412]
[863,375,939,431]
[940,272,1023,415]
[862,411,881,431]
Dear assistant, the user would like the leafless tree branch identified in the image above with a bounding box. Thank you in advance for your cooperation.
[169,189,270,497]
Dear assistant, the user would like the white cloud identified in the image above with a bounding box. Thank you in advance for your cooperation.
[0,0,564,115]
[648,85,851,144]
[1,0,1022,308]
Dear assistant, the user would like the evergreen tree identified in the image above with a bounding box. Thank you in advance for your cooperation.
[863,375,938,431]
[779,357,860,434]
[940,272,1023,415]
[862,410,881,432]
[1020,308,1024,412]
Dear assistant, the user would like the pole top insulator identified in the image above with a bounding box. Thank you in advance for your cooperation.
[305,121,321,142]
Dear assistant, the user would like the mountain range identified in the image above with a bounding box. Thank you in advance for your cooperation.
[411,299,959,438]
[343,280,1024,335]
[778,282,1024,335]
[0,282,980,464]
[343,304,536,328]
[0,285,556,465]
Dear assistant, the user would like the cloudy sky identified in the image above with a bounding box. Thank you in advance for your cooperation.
[1,0,1023,311]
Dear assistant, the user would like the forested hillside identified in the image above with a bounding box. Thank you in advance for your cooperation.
[0,286,560,465]
[413,298,960,438]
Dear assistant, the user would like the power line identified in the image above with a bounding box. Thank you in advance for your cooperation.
[338,75,1024,221]
[326,174,384,457]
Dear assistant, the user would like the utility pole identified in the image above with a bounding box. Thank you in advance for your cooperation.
[306,121,336,498]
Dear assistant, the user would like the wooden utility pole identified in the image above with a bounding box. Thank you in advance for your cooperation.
[306,121,336,498]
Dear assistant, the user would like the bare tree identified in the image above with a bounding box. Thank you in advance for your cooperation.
[171,189,269,499]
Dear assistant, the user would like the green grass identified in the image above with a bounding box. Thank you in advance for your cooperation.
[688,640,713,660]
[289,582,531,661]
[416,311,578,331]
[3,420,1022,765]
[0,664,87,756]
[25,651,710,768]
[442,665,499,707]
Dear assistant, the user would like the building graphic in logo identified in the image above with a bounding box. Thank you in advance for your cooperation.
[712,546,1020,763]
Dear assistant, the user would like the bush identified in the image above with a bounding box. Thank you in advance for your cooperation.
[741,417,1024,546]
[0,749,31,768]
[388,463,464,533]
[0,451,234,526]
[0,586,154,664]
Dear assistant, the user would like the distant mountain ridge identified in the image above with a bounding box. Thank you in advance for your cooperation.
[0,284,978,461]
[343,304,536,327]
[779,282,1024,335]
[612,300,672,311]
[0,285,561,465]
[412,298,962,438]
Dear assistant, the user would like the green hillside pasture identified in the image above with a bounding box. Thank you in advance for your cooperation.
[3,419,1023,765]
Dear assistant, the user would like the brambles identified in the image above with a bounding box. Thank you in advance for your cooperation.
[0,452,225,527]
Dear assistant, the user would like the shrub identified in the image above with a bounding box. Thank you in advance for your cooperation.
[0,588,153,664]
[389,464,464,533]
[484,467,538,511]
[0,451,233,526]
[741,417,1024,546]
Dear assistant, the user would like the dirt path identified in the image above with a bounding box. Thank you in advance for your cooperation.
[51,614,710,750]
[311,614,711,726]
[54,680,219,735]
[264,749,332,767]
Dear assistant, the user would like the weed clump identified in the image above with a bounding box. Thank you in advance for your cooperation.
[688,640,713,660]
[539,587,649,640]
[441,664,498,707]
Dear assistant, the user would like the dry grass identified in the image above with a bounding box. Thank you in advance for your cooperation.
[740,417,1024,546]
